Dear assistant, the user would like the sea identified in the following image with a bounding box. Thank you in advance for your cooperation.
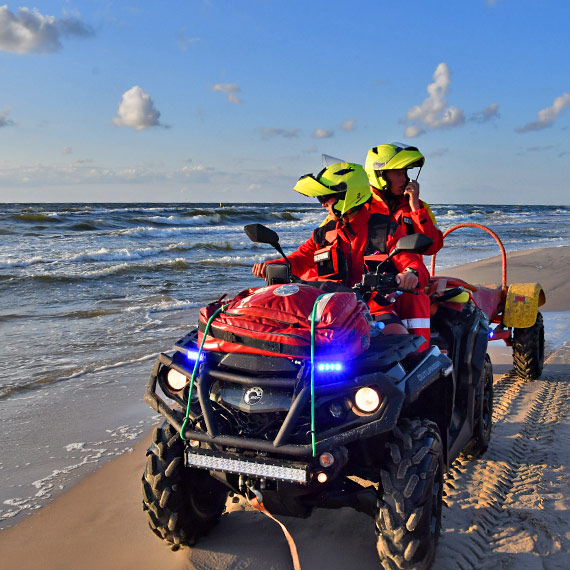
[1,202,569,528]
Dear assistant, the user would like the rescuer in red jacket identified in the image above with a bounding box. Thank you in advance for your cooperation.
[364,143,443,256]
[252,162,431,349]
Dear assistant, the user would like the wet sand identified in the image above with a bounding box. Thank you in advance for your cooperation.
[1,246,569,570]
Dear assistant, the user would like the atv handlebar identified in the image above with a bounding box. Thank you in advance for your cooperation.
[354,271,419,296]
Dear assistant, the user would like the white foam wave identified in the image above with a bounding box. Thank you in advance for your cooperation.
[0,256,46,269]
[148,213,222,226]
[66,247,164,263]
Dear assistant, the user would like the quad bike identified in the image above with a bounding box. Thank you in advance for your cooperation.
[142,225,493,570]
[429,223,546,380]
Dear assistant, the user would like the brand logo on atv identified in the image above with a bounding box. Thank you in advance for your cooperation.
[273,284,299,296]
[244,387,264,405]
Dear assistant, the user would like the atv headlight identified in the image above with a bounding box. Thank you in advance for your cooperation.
[166,368,189,391]
[354,387,380,413]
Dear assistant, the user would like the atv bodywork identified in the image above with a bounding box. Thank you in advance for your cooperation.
[142,229,493,569]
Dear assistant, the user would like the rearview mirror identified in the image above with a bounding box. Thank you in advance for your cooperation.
[393,234,433,255]
[244,223,280,246]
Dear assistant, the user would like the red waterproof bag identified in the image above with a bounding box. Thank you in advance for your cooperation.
[198,283,371,360]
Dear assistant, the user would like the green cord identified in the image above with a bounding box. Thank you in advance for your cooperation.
[180,294,326,456]
[180,304,227,441]
[309,294,327,457]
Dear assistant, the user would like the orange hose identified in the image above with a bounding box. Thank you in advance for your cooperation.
[430,223,507,291]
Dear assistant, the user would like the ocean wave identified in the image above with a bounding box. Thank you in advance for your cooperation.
[9,213,61,223]
[0,256,47,269]
[200,254,262,266]
[0,352,161,400]
[68,222,101,231]
[66,246,166,263]
[134,209,300,228]
[9,257,193,283]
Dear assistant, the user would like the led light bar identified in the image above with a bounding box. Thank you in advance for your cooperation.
[187,451,308,484]
[317,362,343,372]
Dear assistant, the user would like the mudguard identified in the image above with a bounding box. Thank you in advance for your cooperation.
[503,283,546,328]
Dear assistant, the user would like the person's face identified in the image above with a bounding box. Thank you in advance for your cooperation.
[320,196,340,219]
[383,168,408,195]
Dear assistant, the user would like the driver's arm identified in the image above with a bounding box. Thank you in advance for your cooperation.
[251,232,318,279]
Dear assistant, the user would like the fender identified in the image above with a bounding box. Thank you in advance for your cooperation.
[503,283,546,328]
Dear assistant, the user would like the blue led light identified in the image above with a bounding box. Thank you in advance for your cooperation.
[488,331,495,338]
[186,349,205,362]
[317,362,343,372]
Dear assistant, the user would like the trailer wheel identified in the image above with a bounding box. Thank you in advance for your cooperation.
[142,422,228,549]
[471,354,493,456]
[376,418,443,570]
[512,312,544,380]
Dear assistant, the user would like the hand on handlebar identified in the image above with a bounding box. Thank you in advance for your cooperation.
[252,261,268,278]
[395,271,419,290]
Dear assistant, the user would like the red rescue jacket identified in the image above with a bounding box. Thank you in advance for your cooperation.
[370,189,443,256]
[274,203,429,288]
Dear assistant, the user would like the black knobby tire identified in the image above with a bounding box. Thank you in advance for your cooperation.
[512,311,544,380]
[142,422,228,549]
[376,418,444,570]
[471,353,494,456]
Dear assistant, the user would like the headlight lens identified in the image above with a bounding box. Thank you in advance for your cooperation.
[354,387,380,413]
[166,368,189,391]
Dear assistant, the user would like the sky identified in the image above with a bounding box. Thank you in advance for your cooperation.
[0,0,569,204]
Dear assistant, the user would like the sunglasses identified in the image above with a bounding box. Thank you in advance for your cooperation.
[317,191,346,205]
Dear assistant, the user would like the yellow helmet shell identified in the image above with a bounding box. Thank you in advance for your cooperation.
[294,162,371,217]
[365,143,425,190]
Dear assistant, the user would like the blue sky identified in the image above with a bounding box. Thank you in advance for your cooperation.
[0,0,569,204]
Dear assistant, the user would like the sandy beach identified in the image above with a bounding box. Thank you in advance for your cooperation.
[1,245,569,570]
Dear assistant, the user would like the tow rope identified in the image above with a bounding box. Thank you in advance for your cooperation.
[248,488,302,570]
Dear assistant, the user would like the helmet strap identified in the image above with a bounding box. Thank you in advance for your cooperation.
[331,198,343,218]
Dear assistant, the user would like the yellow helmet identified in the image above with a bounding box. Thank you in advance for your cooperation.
[294,162,371,218]
[364,143,425,190]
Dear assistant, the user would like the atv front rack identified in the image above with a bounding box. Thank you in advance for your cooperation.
[144,336,451,459]
[145,352,406,458]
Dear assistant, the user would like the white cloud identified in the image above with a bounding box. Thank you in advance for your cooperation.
[212,83,242,104]
[0,5,94,54]
[470,103,500,123]
[404,62,465,137]
[0,161,215,186]
[404,125,424,138]
[312,128,334,139]
[0,107,14,127]
[113,86,163,131]
[516,93,570,133]
[257,126,300,138]
[340,119,356,132]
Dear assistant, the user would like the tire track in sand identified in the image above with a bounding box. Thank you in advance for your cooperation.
[433,366,569,570]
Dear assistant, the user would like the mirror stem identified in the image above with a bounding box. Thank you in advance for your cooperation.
[273,243,292,270]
